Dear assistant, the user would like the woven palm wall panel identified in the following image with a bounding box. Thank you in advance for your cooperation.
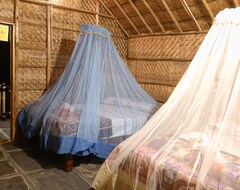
[128,33,205,102]
[13,0,128,110]
[0,0,14,22]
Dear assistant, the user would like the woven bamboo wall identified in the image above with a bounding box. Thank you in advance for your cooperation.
[128,33,205,102]
[16,0,127,108]
[0,0,127,141]
[0,0,14,23]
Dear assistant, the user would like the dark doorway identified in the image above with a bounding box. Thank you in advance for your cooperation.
[0,24,11,120]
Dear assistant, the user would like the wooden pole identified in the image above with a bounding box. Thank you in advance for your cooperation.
[96,0,99,25]
[180,0,202,32]
[46,2,52,89]
[12,0,19,142]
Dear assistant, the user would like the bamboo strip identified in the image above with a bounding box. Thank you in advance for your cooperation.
[12,0,19,142]
[96,0,99,25]
[128,57,192,62]
[128,0,153,34]
[160,0,183,32]
[10,24,15,142]
[142,0,165,32]
[99,0,129,37]
[46,4,51,89]
[180,0,202,31]
[201,0,214,21]
[0,18,14,24]
[113,0,140,34]
[19,0,116,19]
[129,30,207,38]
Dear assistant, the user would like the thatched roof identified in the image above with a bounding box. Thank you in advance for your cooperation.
[101,0,239,37]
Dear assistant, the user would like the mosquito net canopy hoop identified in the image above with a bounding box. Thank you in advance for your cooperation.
[93,8,240,189]
[17,24,159,158]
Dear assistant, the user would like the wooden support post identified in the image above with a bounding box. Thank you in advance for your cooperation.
[96,0,99,25]
[64,154,73,172]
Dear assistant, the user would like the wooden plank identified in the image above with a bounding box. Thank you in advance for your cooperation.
[201,0,214,21]
[128,0,153,34]
[142,0,165,32]
[113,0,140,34]
[12,0,19,142]
[160,0,182,32]
[180,0,202,31]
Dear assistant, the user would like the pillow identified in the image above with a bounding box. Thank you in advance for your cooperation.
[102,97,130,107]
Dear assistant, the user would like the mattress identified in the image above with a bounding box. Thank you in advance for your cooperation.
[44,102,151,139]
[112,136,240,190]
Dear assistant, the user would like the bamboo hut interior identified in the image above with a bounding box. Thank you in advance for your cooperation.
[1,0,238,141]
[0,0,240,188]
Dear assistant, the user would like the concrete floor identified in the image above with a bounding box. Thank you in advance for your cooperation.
[0,119,103,190]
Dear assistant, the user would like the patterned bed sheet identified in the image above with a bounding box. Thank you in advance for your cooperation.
[44,103,112,138]
[118,137,240,190]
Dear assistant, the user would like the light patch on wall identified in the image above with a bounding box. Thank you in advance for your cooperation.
[51,0,63,3]
[0,24,9,42]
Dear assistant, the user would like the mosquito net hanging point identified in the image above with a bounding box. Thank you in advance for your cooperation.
[17,24,159,158]
[92,8,240,190]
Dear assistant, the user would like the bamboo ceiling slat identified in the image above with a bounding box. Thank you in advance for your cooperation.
[113,0,140,34]
[161,0,183,32]
[100,0,129,36]
[142,0,165,32]
[100,0,240,35]
[128,0,153,33]
[201,0,215,20]
[180,0,202,31]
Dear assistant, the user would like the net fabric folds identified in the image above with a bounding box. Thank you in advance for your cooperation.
[17,24,159,158]
[93,8,240,190]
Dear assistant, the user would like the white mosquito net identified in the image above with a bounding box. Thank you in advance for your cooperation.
[93,8,240,190]
[17,24,159,158]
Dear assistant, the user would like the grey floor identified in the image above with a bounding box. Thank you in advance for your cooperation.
[0,119,103,190]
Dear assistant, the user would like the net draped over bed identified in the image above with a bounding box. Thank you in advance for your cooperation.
[93,8,240,190]
[17,24,159,158]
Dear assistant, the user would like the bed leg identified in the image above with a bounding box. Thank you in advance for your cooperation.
[64,154,73,172]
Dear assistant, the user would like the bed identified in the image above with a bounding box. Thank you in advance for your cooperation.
[104,135,240,190]
[18,99,159,171]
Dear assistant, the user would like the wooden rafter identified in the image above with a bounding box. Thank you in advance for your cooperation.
[113,0,140,34]
[201,0,214,20]
[160,0,182,32]
[99,0,129,37]
[20,0,115,19]
[142,0,165,32]
[96,0,99,25]
[180,0,202,31]
[232,0,240,7]
[128,0,153,34]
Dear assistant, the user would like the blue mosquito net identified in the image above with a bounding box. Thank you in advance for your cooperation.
[17,24,159,158]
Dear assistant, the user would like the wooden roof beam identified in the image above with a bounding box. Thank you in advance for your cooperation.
[232,0,240,7]
[160,0,183,32]
[99,0,129,37]
[180,0,202,32]
[201,0,214,20]
[113,0,140,35]
[128,0,153,34]
[142,0,165,32]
